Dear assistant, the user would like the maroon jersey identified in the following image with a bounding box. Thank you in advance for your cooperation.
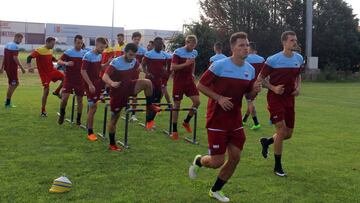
[61,48,86,85]
[81,50,102,84]
[171,47,198,84]
[3,42,19,72]
[143,49,168,90]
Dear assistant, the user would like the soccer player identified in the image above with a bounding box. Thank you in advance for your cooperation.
[161,46,173,106]
[258,31,304,177]
[142,37,168,129]
[102,43,160,151]
[147,40,154,51]
[170,35,200,140]
[188,32,261,202]
[0,33,26,108]
[128,31,147,122]
[209,42,226,65]
[57,35,86,125]
[114,33,126,57]
[100,38,115,96]
[81,37,111,141]
[242,42,265,130]
[27,37,64,117]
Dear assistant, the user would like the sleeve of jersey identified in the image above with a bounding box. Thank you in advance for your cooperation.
[81,58,90,70]
[199,69,217,87]
[171,54,180,64]
[260,63,273,78]
[30,50,39,58]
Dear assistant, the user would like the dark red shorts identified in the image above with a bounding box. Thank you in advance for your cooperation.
[39,69,64,88]
[207,128,246,155]
[172,81,199,101]
[85,80,103,105]
[110,80,137,113]
[267,93,295,129]
[5,68,18,85]
[62,81,85,96]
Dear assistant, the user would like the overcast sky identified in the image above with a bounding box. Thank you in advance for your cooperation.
[0,0,358,31]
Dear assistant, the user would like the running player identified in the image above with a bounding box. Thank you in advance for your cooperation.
[57,35,86,125]
[242,42,265,130]
[26,37,64,117]
[102,43,160,151]
[142,37,168,129]
[114,33,126,57]
[128,31,147,122]
[258,31,304,177]
[170,35,200,140]
[0,33,26,108]
[81,37,111,141]
[188,32,261,202]
[209,42,226,65]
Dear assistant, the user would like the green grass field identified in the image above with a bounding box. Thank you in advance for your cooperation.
[0,73,359,203]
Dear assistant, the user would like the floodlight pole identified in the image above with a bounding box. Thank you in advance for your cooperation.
[305,0,313,58]
[111,0,115,46]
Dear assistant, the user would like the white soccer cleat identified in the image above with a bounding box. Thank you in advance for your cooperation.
[129,115,138,122]
[209,190,230,202]
[189,154,202,180]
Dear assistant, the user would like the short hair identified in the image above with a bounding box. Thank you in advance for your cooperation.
[149,40,154,44]
[230,32,248,45]
[281,31,296,42]
[132,32,142,39]
[124,43,138,53]
[96,37,107,45]
[46,37,56,43]
[154,37,163,42]
[186,35,197,44]
[74,35,83,42]
[214,42,223,50]
[14,33,23,38]
[117,33,124,38]
[249,42,257,51]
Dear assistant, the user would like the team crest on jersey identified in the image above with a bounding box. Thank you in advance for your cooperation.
[244,71,250,78]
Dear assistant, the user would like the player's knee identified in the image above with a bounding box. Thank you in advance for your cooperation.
[228,154,240,165]
[193,99,200,107]
[211,157,225,169]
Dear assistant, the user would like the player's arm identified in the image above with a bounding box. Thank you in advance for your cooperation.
[52,56,58,62]
[81,69,95,93]
[13,55,25,73]
[26,50,38,69]
[292,74,301,96]
[102,71,121,88]
[0,61,4,73]
[57,54,74,67]
[258,64,284,95]
[170,54,195,71]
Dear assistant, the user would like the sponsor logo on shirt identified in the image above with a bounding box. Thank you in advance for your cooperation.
[213,145,220,149]
[244,71,249,78]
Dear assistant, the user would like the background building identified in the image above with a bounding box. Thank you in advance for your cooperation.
[125,29,180,48]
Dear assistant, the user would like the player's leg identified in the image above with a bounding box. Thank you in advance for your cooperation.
[133,79,160,112]
[171,99,181,140]
[76,95,83,125]
[161,84,171,107]
[182,95,200,133]
[58,92,70,124]
[41,86,50,117]
[51,70,64,98]
[242,100,251,124]
[107,111,122,151]
[5,82,18,108]
[271,121,288,176]
[86,101,98,141]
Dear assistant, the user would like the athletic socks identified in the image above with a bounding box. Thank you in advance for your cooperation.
[195,156,202,167]
[5,99,11,106]
[274,154,282,170]
[172,123,178,132]
[211,177,227,192]
[60,108,65,116]
[145,96,153,106]
[109,132,116,145]
[88,128,94,135]
[252,116,259,125]
[242,114,249,123]
[266,137,274,146]
[184,114,193,123]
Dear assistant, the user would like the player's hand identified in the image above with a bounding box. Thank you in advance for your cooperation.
[66,61,74,67]
[111,81,121,88]
[217,96,233,111]
[271,85,285,95]
[185,58,195,66]
[291,88,300,96]
[253,80,262,93]
[89,84,96,93]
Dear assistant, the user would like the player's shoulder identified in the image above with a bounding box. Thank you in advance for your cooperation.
[137,46,147,54]
[208,57,230,75]
[5,42,19,50]
[265,52,282,65]
[35,46,52,55]
[293,52,304,62]
[111,56,137,70]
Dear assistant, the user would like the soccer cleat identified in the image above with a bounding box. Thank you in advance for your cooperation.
[5,103,16,108]
[87,134,98,141]
[170,132,179,140]
[109,144,122,152]
[58,114,65,125]
[146,120,155,130]
[146,104,161,113]
[209,190,230,202]
[189,154,202,179]
[40,112,48,117]
[274,167,287,177]
[129,115,138,122]
[182,122,192,133]
[260,137,269,158]
[251,124,261,130]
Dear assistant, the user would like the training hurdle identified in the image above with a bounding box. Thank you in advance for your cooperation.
[117,107,198,149]
[56,94,87,130]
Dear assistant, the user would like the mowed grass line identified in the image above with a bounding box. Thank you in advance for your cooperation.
[0,74,359,203]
